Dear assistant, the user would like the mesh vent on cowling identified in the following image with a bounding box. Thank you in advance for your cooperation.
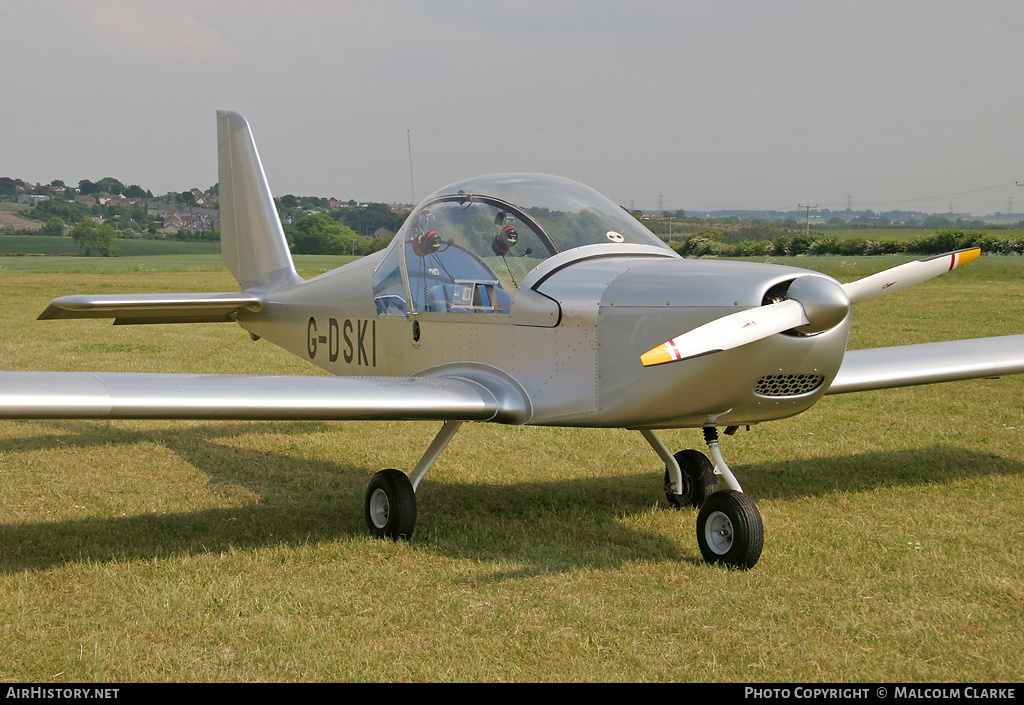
[754,374,824,397]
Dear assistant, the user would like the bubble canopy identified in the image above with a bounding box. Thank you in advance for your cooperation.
[373,174,668,315]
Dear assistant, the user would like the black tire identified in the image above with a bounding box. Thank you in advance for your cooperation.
[364,468,417,540]
[665,449,718,509]
[696,490,763,569]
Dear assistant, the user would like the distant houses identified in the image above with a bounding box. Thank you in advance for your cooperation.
[146,202,220,234]
[8,180,413,238]
[16,193,50,206]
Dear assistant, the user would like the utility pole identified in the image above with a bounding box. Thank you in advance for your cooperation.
[797,204,817,235]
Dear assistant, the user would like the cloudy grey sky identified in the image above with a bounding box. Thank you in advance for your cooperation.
[3,0,1023,214]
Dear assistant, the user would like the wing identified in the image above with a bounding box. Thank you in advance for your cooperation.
[826,334,1024,394]
[37,293,264,325]
[0,369,531,425]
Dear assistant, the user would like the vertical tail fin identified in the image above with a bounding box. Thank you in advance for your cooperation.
[217,111,300,290]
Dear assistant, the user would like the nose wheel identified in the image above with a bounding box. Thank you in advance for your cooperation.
[641,427,764,569]
[696,490,763,569]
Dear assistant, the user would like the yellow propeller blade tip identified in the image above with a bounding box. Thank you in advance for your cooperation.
[641,344,675,367]
[953,248,981,268]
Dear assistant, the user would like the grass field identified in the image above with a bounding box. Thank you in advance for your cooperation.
[0,255,1022,682]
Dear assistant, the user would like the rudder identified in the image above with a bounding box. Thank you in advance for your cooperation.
[217,110,299,290]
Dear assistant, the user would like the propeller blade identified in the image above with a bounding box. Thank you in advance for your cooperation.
[641,299,809,367]
[842,247,980,304]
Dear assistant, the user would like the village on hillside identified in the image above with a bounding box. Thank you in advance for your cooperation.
[0,176,411,248]
[10,180,219,235]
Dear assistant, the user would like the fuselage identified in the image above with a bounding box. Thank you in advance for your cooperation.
[237,243,850,429]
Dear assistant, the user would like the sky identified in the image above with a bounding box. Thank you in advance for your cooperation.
[3,0,1023,215]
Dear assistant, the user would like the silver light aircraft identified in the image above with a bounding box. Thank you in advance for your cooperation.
[4,111,1024,569]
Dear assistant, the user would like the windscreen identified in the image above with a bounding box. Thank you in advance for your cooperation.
[373,173,668,314]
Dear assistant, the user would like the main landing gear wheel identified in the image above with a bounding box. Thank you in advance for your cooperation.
[364,468,417,540]
[696,490,763,569]
[665,449,719,509]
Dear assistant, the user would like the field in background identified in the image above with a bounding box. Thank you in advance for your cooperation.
[0,202,40,230]
[0,253,355,275]
[0,235,219,257]
[0,256,1021,681]
[739,252,1024,284]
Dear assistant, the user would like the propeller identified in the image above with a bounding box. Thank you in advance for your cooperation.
[640,298,809,366]
[640,247,981,367]
[841,247,979,304]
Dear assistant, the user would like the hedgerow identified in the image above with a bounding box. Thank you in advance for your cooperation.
[671,229,1024,257]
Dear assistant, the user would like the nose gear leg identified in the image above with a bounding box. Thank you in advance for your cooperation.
[703,426,742,493]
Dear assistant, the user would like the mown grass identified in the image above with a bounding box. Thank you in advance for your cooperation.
[0,257,1022,682]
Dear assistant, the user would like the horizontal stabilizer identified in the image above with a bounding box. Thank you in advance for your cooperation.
[826,334,1024,394]
[37,293,264,325]
[0,371,528,424]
